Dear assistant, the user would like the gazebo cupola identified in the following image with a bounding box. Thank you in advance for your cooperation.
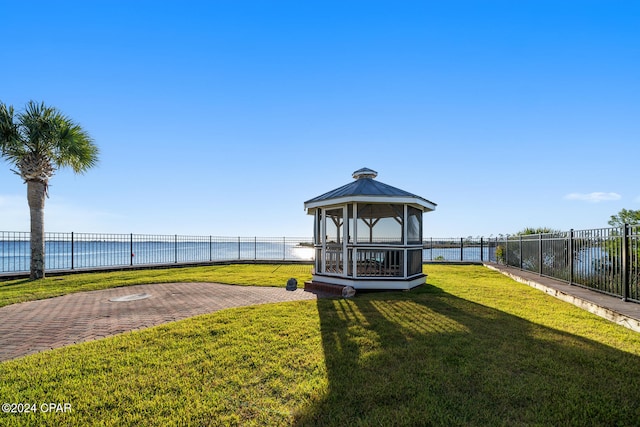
[304,168,436,291]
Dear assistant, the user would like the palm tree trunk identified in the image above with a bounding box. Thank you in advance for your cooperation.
[27,180,46,279]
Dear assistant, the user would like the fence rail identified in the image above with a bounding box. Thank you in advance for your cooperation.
[499,225,640,303]
[3,228,639,304]
[1,232,500,276]
[0,233,315,273]
[423,237,498,262]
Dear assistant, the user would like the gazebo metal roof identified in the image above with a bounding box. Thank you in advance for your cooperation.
[304,168,437,212]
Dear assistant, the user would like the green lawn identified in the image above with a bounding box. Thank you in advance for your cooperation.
[0,264,314,308]
[2,265,640,426]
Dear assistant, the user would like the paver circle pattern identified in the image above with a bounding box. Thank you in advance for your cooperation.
[109,292,152,302]
[0,283,320,362]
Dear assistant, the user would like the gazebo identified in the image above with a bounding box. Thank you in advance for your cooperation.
[304,168,436,293]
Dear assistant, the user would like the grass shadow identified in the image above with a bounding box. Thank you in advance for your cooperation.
[294,284,640,426]
[0,278,32,287]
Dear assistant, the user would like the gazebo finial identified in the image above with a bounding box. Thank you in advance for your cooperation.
[352,167,378,180]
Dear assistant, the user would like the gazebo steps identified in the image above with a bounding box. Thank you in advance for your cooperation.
[304,281,346,296]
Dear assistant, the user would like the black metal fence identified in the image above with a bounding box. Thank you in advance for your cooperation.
[423,237,498,262]
[1,232,501,275]
[499,225,640,303]
[3,228,639,304]
[0,233,314,273]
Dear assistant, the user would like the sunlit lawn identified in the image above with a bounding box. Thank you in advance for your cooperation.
[2,265,640,426]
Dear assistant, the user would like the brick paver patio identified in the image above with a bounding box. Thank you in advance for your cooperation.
[0,283,319,362]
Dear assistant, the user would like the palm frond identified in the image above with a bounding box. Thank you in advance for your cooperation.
[1,100,99,178]
[55,121,99,173]
[0,102,22,162]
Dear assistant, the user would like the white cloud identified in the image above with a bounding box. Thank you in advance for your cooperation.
[46,201,125,232]
[0,193,125,232]
[0,194,29,230]
[564,192,622,203]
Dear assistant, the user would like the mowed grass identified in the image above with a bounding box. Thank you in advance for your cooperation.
[0,264,314,308]
[2,265,640,426]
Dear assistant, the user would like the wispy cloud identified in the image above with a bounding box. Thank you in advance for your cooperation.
[0,193,125,232]
[0,194,30,231]
[564,192,621,203]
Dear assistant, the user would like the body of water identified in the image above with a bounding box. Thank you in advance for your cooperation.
[1,239,497,274]
[1,239,316,273]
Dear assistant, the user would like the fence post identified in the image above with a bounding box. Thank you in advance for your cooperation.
[505,235,509,265]
[460,238,464,261]
[238,237,241,260]
[209,236,212,262]
[254,237,257,261]
[430,237,433,261]
[538,234,543,276]
[519,235,523,269]
[622,224,630,301]
[175,234,178,263]
[71,232,74,270]
[568,229,574,285]
[480,237,484,262]
[130,233,134,266]
[283,237,286,261]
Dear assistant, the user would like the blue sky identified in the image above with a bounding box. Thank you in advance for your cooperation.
[1,0,638,237]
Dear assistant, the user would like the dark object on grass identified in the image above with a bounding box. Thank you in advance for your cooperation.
[286,278,298,291]
[342,286,356,298]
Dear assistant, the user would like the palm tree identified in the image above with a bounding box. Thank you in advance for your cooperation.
[0,101,99,279]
